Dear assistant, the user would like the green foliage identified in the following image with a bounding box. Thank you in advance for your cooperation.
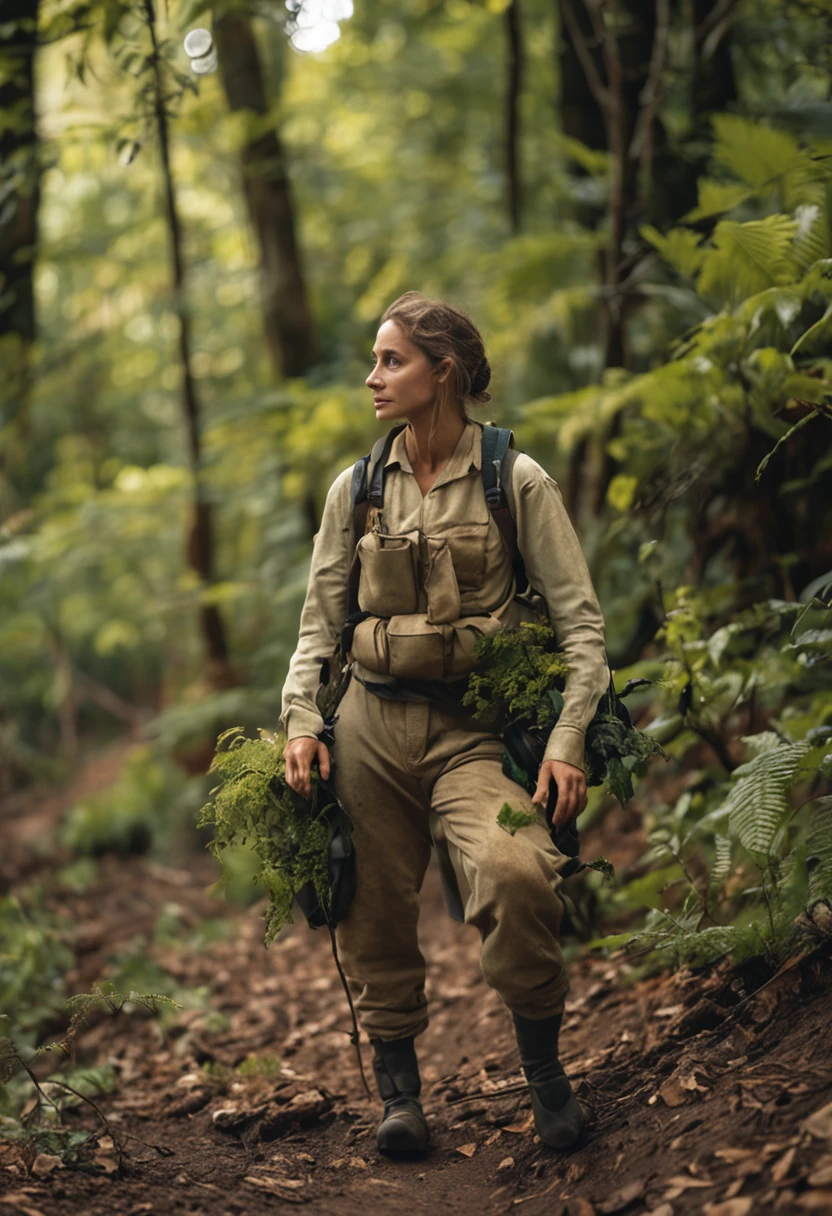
[496,802,538,836]
[0,897,73,1031]
[197,727,350,944]
[464,620,569,730]
[1,983,180,1168]
[608,590,832,969]
[59,746,196,858]
[464,619,665,804]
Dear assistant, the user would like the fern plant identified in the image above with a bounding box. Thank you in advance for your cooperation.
[197,727,350,945]
[616,591,832,971]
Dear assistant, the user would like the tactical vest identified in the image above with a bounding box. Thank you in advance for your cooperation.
[340,422,543,683]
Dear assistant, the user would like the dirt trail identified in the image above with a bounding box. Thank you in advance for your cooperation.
[2,764,832,1216]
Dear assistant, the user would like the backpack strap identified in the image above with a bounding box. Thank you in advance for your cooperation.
[346,424,407,620]
[480,424,528,595]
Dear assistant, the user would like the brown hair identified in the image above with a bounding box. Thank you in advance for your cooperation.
[380,291,492,459]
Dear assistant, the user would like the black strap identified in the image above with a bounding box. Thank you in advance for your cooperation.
[368,423,407,510]
[481,424,529,595]
[480,423,513,507]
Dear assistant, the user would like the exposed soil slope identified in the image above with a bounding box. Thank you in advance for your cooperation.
[2,761,832,1216]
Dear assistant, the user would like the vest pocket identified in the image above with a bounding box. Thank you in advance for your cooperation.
[356,531,420,617]
[387,615,447,679]
[349,612,504,681]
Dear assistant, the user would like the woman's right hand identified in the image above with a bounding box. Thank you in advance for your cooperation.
[283,736,331,801]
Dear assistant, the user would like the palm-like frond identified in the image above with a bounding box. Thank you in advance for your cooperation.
[725,737,810,862]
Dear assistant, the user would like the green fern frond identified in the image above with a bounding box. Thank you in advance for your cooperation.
[711,834,733,887]
[806,796,832,905]
[725,736,810,861]
[698,215,799,305]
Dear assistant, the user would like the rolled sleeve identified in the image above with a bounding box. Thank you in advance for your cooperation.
[506,455,609,775]
[279,467,354,741]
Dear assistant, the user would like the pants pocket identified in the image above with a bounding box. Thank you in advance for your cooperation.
[357,531,420,617]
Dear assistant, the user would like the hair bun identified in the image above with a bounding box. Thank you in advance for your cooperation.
[471,355,491,399]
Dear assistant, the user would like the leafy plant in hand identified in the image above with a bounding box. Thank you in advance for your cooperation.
[463,618,665,806]
[197,726,348,945]
[197,728,370,1093]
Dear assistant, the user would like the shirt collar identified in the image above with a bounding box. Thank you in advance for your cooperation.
[385,418,482,481]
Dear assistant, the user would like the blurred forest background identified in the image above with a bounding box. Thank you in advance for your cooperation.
[2,0,832,1085]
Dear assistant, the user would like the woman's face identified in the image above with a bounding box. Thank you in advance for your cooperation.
[366,319,450,425]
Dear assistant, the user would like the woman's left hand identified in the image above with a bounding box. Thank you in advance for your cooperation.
[532,759,588,830]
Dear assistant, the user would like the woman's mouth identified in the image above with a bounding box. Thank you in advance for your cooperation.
[374,399,391,406]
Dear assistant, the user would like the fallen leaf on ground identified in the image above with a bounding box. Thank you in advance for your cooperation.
[770,1146,797,1182]
[666,1174,715,1189]
[797,1194,832,1210]
[456,1143,477,1158]
[702,1200,753,1216]
[804,1102,832,1142]
[808,1156,832,1187]
[503,1115,535,1134]
[245,1175,305,1196]
[497,1157,515,1171]
[595,1180,645,1214]
[659,1079,688,1108]
[0,1196,48,1216]
[30,1154,63,1177]
[714,1149,756,1164]
[680,1070,710,1093]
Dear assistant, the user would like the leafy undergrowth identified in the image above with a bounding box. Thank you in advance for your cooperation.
[1,764,832,1216]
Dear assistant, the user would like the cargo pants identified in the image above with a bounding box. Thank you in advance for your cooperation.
[330,672,571,1042]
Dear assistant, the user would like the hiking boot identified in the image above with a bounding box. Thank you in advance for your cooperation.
[371,1034,430,1154]
[512,1010,585,1150]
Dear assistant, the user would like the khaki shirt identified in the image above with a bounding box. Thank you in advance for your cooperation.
[279,419,609,772]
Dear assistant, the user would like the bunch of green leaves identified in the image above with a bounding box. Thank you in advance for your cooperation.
[1,983,179,1168]
[463,619,569,730]
[197,727,348,945]
[463,619,665,805]
[610,589,832,969]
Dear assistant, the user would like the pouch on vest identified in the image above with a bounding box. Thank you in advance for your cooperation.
[424,537,462,624]
[356,529,420,617]
[350,610,504,681]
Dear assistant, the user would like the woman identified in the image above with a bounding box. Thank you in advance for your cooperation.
[280,292,609,1155]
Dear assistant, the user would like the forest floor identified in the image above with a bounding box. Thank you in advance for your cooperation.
[2,747,832,1216]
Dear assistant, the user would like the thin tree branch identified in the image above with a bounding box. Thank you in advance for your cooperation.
[629,0,671,173]
[560,0,612,116]
[696,0,740,51]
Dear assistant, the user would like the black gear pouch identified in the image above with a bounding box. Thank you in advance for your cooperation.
[292,716,358,930]
[294,823,357,930]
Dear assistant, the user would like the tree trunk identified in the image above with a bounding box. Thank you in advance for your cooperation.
[214,12,320,532]
[144,0,232,686]
[214,13,318,379]
[505,0,524,233]
[0,0,41,427]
